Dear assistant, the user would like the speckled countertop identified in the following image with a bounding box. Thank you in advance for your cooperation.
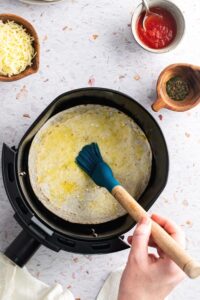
[0,0,200,299]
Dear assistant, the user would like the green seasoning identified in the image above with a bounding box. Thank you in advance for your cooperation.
[166,76,190,101]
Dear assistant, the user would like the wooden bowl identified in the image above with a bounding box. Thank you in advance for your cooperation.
[152,63,200,112]
[0,14,39,82]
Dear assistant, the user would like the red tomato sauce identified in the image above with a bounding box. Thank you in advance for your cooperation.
[137,7,177,49]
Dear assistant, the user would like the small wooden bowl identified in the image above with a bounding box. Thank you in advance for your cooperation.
[0,14,39,82]
[152,63,200,112]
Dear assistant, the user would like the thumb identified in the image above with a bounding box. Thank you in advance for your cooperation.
[130,216,152,262]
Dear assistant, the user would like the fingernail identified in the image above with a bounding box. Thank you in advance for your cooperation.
[135,217,151,234]
[151,213,156,219]
[140,216,151,225]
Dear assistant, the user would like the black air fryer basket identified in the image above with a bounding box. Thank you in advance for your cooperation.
[2,88,169,267]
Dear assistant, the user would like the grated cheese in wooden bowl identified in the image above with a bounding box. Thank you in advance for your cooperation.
[0,20,35,77]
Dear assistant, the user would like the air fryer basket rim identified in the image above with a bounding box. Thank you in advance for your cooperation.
[15,87,169,240]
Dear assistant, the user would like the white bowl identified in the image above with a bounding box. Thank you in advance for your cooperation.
[131,0,185,53]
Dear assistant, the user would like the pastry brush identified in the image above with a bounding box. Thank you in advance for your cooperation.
[76,142,200,279]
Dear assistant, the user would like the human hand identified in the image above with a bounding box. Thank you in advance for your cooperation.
[118,214,186,300]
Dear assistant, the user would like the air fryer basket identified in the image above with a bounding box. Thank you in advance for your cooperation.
[2,88,169,267]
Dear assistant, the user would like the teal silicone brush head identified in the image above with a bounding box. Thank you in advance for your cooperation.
[76,143,120,192]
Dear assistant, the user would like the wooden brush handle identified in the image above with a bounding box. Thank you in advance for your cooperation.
[112,185,200,279]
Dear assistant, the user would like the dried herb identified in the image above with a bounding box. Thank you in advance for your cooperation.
[166,76,190,101]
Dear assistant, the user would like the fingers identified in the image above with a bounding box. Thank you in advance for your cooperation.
[129,216,152,263]
[148,237,157,248]
[127,236,132,244]
[157,247,165,259]
[148,253,159,263]
[128,214,185,262]
[151,214,185,247]
[128,236,157,249]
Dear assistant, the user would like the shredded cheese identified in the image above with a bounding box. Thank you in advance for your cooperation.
[0,20,35,77]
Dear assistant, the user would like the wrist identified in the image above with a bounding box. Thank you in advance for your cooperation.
[118,291,165,300]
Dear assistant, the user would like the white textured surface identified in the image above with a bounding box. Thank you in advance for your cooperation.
[0,0,200,299]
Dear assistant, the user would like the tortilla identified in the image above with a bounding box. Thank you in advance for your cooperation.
[28,105,152,224]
